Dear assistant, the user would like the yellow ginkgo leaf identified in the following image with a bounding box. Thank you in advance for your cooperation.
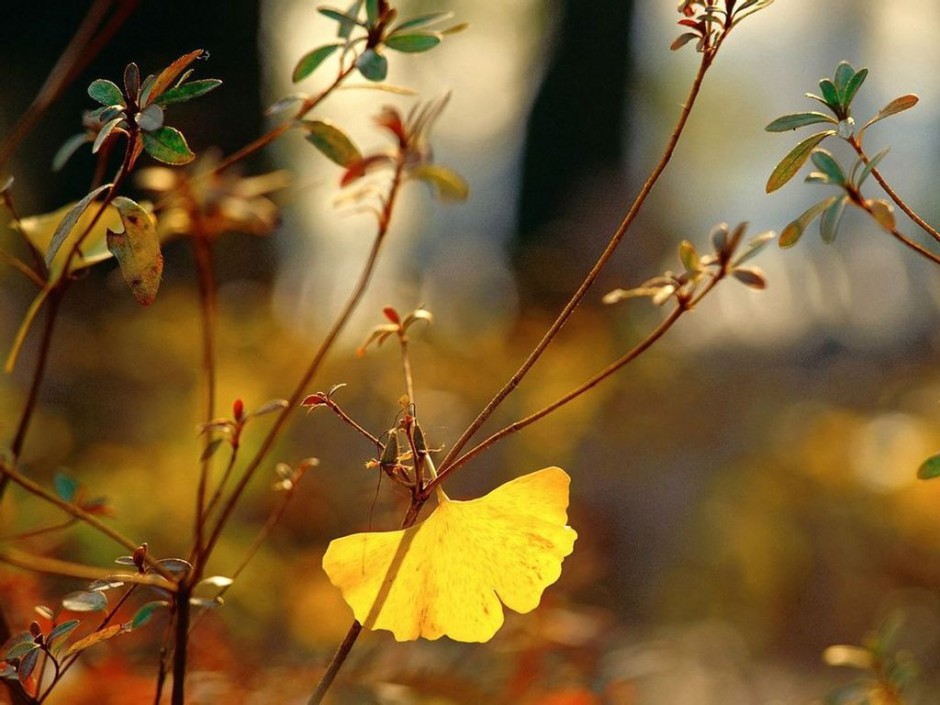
[322,466,577,643]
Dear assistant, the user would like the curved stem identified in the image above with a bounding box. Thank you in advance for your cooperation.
[850,137,940,246]
[433,50,717,486]
[444,304,687,478]
[191,234,217,573]
[202,158,407,563]
[308,621,363,705]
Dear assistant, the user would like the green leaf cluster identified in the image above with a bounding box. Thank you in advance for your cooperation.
[765,61,918,193]
[54,50,221,170]
[292,2,465,84]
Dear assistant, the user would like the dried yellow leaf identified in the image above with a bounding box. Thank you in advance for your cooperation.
[322,466,576,642]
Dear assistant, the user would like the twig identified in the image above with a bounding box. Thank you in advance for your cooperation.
[433,48,720,486]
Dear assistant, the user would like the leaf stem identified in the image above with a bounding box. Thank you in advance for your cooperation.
[201,157,407,564]
[849,137,940,246]
[433,49,718,486]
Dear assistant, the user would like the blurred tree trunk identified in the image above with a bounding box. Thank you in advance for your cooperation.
[513,0,634,308]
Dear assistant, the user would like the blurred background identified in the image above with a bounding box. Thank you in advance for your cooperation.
[3,1,940,703]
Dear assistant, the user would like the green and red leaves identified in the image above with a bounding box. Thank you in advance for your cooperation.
[107,197,164,306]
[56,51,219,170]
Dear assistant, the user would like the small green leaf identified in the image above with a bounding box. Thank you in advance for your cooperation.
[356,48,388,81]
[318,7,363,28]
[779,196,839,248]
[408,164,469,201]
[18,647,40,686]
[62,590,108,613]
[819,195,848,244]
[861,94,920,134]
[842,67,868,108]
[384,32,442,53]
[392,11,454,33]
[810,149,846,185]
[818,78,839,109]
[265,92,309,116]
[855,148,888,187]
[92,116,126,154]
[52,133,92,172]
[292,44,342,83]
[339,0,365,38]
[129,601,169,629]
[53,472,78,502]
[107,196,163,306]
[153,79,222,106]
[765,112,836,132]
[832,61,855,96]
[47,620,81,655]
[141,125,195,165]
[915,453,939,479]
[45,183,114,268]
[766,131,835,193]
[88,79,125,108]
[303,120,362,166]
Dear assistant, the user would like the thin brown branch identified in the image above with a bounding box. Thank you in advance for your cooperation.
[850,137,940,246]
[433,49,719,486]
[201,157,407,565]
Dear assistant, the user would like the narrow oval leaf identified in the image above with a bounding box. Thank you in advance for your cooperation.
[861,94,919,133]
[810,149,846,185]
[818,78,839,109]
[855,147,889,187]
[200,437,224,462]
[833,61,855,95]
[145,50,207,106]
[92,116,126,154]
[842,67,868,108]
[123,62,140,101]
[318,7,363,28]
[62,624,123,658]
[408,164,469,201]
[678,240,699,272]
[765,112,836,132]
[88,79,125,108]
[17,647,40,685]
[303,120,362,166]
[292,44,341,83]
[670,32,700,51]
[384,32,442,53]
[766,131,834,193]
[153,79,222,106]
[392,11,454,32]
[107,196,163,305]
[141,126,195,165]
[819,195,848,244]
[365,0,379,25]
[129,601,169,629]
[778,196,839,248]
[356,48,388,82]
[44,183,114,269]
[62,590,108,613]
[52,133,92,172]
[47,619,81,655]
[731,266,767,289]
